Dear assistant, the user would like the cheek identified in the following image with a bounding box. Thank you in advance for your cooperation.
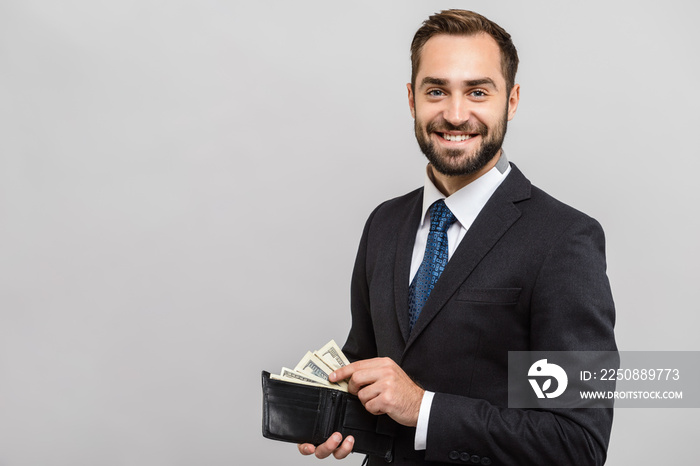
[413,115,430,134]
[415,103,445,124]
[474,110,506,133]
[469,108,494,123]
[416,112,443,133]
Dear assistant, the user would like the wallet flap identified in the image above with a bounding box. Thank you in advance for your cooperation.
[342,396,377,431]
[262,371,323,443]
[261,371,394,461]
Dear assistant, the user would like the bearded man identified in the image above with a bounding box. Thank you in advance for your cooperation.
[299,9,616,466]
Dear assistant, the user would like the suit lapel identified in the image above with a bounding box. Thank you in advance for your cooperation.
[393,190,423,345]
[404,165,532,353]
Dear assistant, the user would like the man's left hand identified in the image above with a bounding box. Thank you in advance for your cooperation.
[329,357,424,427]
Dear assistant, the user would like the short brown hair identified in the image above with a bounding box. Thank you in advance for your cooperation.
[410,10,519,92]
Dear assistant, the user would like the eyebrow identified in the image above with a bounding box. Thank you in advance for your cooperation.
[420,76,498,91]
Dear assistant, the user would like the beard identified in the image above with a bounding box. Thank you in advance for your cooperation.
[415,106,508,177]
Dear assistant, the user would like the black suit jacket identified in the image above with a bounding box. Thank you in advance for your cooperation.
[343,164,617,466]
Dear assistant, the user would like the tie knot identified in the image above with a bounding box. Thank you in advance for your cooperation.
[429,200,456,233]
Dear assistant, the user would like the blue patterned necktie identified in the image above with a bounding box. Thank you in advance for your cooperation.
[408,200,457,332]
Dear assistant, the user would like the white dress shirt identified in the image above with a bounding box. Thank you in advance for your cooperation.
[411,153,511,450]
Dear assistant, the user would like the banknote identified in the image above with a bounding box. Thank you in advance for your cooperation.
[295,351,350,391]
[270,368,330,389]
[272,340,350,392]
[315,339,350,370]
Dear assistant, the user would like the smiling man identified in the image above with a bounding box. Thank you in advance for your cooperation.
[299,10,616,466]
[408,32,518,195]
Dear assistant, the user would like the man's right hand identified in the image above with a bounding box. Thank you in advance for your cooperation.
[297,432,354,459]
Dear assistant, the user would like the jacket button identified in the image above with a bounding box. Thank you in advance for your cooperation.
[481,458,492,465]
[471,455,481,463]
[449,451,460,460]
[459,452,470,462]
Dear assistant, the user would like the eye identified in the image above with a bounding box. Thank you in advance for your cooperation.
[470,89,487,98]
[427,89,445,97]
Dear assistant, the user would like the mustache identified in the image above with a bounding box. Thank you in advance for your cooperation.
[426,119,487,135]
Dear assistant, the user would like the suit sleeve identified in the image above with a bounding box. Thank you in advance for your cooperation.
[425,216,617,466]
[342,203,382,363]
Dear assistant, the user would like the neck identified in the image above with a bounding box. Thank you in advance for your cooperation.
[429,150,501,197]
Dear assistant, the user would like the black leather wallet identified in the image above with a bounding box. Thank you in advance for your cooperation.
[261,371,394,462]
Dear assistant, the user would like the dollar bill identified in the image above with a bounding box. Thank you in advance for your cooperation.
[294,351,349,391]
[315,339,350,370]
[319,353,343,373]
[273,368,332,389]
[270,374,332,389]
[270,340,351,392]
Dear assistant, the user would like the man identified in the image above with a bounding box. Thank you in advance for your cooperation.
[299,9,616,465]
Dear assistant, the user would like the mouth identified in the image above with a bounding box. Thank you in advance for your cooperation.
[435,132,478,143]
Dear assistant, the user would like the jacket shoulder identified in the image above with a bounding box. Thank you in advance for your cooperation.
[506,163,600,227]
[526,183,603,231]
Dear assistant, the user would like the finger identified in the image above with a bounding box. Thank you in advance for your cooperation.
[358,380,389,415]
[313,432,343,459]
[347,368,382,395]
[331,357,391,382]
[356,382,382,407]
[297,443,315,456]
[363,393,388,415]
[332,435,355,459]
[330,361,359,383]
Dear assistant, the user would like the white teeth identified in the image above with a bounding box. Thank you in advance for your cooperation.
[442,133,473,142]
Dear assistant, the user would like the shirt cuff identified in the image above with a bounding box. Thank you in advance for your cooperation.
[414,390,434,450]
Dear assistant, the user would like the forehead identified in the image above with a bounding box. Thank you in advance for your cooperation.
[416,33,505,86]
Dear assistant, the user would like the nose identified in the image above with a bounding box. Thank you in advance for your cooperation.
[443,96,470,126]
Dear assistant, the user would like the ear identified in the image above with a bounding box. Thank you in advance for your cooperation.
[407,83,416,119]
[507,83,520,121]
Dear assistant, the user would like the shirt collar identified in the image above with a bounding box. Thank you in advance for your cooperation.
[420,152,512,229]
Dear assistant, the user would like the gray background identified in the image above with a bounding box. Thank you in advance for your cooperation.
[0,0,698,464]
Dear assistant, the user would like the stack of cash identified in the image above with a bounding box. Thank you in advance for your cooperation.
[271,340,350,392]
